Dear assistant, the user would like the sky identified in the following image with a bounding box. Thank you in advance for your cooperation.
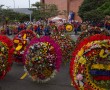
[0,0,40,9]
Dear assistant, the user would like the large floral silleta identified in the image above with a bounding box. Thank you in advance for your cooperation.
[23,36,62,82]
[0,35,14,79]
[76,28,110,45]
[70,34,110,90]
[51,33,75,64]
[13,30,36,63]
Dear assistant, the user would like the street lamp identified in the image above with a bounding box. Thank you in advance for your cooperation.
[12,0,15,8]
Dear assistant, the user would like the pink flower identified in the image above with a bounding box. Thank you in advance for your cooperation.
[76,74,83,81]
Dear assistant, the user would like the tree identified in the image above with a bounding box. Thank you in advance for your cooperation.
[31,2,59,20]
[78,0,110,22]
[0,5,4,8]
[0,7,29,23]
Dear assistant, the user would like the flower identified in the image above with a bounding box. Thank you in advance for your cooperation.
[23,36,62,83]
[0,35,14,79]
[78,56,86,64]
[13,30,36,63]
[76,74,83,81]
[51,33,75,64]
[78,48,84,57]
[70,33,110,90]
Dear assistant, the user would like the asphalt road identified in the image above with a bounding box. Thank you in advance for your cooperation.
[0,33,78,90]
[0,62,76,90]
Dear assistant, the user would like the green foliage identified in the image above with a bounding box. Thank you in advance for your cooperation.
[0,8,29,23]
[78,0,110,22]
[0,2,62,23]
[97,1,110,15]
[31,2,59,20]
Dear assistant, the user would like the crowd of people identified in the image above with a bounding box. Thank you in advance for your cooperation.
[0,17,110,37]
[0,20,79,36]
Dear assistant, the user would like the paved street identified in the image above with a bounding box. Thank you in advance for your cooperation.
[0,62,75,90]
[0,33,78,90]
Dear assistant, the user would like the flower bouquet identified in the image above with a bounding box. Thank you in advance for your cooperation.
[70,34,110,90]
[76,28,110,45]
[13,30,36,63]
[51,33,75,64]
[23,36,62,82]
[0,35,14,79]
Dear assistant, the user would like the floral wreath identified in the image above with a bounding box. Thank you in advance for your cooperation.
[0,35,14,79]
[76,28,110,46]
[13,30,36,62]
[70,34,110,90]
[23,36,62,82]
[65,24,73,32]
[51,33,75,64]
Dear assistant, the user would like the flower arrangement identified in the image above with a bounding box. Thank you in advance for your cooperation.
[0,35,14,79]
[65,24,73,32]
[9,25,18,34]
[23,36,62,82]
[76,28,110,45]
[70,34,110,90]
[51,33,75,64]
[13,30,36,63]
[0,27,6,35]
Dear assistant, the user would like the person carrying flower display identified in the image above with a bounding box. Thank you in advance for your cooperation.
[68,11,75,23]
[38,25,44,35]
[33,25,38,33]
[44,25,51,36]
[73,21,79,35]
[6,26,10,35]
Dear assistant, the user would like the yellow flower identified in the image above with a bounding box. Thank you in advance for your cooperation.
[78,56,86,64]
[94,41,100,44]
[78,48,84,57]
[107,65,110,70]
[86,42,92,47]
[38,56,41,59]
[1,47,4,52]
[99,49,108,58]
[98,64,105,69]
[91,64,105,69]
[23,34,27,39]
[79,86,84,90]
[14,40,19,43]
[32,58,35,61]
[16,43,23,51]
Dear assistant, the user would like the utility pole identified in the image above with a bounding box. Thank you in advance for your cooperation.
[29,0,30,8]
[13,0,15,8]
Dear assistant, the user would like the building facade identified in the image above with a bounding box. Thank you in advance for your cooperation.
[41,0,84,22]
